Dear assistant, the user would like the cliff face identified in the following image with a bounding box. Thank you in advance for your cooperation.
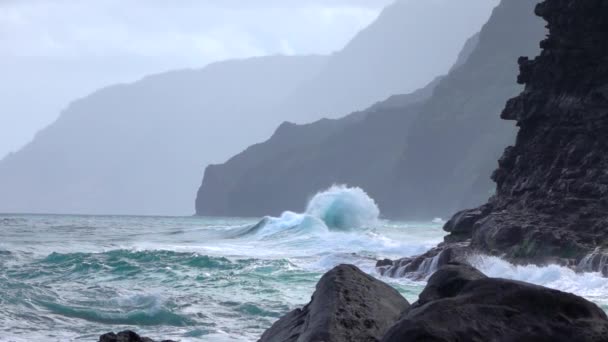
[445,0,608,264]
[196,85,432,217]
[196,0,546,219]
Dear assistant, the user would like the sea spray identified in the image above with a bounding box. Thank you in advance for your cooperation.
[305,185,380,230]
[247,185,381,238]
[469,255,608,309]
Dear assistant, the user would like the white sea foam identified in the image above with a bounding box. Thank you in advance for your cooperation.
[470,255,608,307]
[252,185,380,237]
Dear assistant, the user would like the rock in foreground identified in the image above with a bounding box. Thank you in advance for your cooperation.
[383,264,608,342]
[260,264,409,342]
[99,330,175,342]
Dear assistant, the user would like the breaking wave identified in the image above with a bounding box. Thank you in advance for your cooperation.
[243,185,380,238]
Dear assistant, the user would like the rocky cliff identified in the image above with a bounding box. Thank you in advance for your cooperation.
[196,82,433,217]
[195,0,546,219]
[441,0,608,268]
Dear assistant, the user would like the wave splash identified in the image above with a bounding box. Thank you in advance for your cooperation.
[246,185,380,238]
[305,185,380,230]
[469,255,608,309]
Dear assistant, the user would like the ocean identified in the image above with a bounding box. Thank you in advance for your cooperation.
[1,186,607,341]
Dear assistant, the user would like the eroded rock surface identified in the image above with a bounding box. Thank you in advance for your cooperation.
[382,264,608,342]
[376,242,470,280]
[259,264,409,342]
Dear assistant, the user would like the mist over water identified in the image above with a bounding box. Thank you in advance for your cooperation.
[1,186,607,341]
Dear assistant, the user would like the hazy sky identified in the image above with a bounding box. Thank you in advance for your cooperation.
[0,0,394,159]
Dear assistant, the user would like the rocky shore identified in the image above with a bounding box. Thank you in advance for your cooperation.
[260,264,608,342]
[443,0,608,268]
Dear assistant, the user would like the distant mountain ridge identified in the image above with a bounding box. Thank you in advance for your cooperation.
[279,0,499,122]
[195,0,546,219]
[0,0,500,216]
[0,55,327,215]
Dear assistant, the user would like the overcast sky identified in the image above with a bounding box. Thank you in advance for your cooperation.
[0,0,394,159]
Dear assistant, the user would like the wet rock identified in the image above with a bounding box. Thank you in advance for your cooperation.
[382,264,608,342]
[577,248,608,276]
[259,264,409,342]
[442,206,490,238]
[98,331,175,342]
[377,242,470,280]
[414,263,485,306]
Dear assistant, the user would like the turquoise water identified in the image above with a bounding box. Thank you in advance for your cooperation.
[1,187,607,341]
[0,212,439,341]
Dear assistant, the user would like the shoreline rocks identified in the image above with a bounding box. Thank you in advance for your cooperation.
[382,264,608,342]
[376,242,470,280]
[260,263,608,342]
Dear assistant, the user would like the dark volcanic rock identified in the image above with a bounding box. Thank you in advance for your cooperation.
[259,264,409,342]
[382,265,608,342]
[443,0,608,267]
[99,330,175,342]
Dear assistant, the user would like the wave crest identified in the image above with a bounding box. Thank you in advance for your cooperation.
[305,185,380,230]
[243,185,380,238]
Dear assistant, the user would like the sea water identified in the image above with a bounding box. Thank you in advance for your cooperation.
[1,186,607,341]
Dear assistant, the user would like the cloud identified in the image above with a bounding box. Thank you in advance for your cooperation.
[0,0,393,158]
[0,0,391,62]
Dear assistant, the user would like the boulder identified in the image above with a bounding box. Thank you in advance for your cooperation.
[260,264,409,342]
[382,265,608,342]
[99,330,175,342]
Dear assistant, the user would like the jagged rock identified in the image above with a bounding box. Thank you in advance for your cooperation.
[442,206,490,238]
[377,242,470,280]
[98,331,175,342]
[439,0,608,267]
[382,264,608,342]
[259,264,409,342]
